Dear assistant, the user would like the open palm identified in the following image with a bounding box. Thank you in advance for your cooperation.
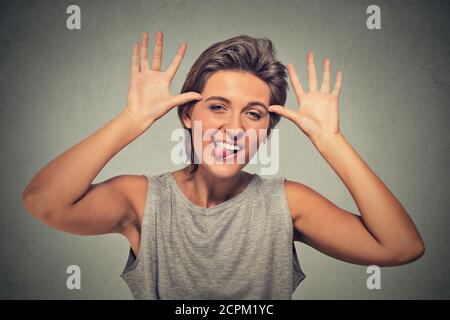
[123,32,202,129]
[268,52,342,142]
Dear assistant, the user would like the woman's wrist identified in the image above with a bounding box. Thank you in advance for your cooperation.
[118,108,154,135]
[311,131,346,155]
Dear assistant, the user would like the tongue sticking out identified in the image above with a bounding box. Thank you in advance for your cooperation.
[214,144,233,159]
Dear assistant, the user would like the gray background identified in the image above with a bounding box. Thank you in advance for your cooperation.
[1,0,449,299]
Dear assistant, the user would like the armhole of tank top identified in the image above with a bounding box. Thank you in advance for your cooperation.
[278,176,306,293]
[278,177,294,236]
[292,242,306,292]
[121,173,153,277]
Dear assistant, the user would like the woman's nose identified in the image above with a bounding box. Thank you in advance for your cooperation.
[223,114,244,140]
[225,112,244,129]
[224,128,244,142]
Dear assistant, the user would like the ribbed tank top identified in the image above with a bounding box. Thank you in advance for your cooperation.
[120,171,305,299]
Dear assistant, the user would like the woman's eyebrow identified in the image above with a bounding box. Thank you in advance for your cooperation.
[204,96,268,109]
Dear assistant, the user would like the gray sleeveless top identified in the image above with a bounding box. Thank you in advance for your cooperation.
[120,171,305,299]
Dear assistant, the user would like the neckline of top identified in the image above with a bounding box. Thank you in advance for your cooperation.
[166,171,259,214]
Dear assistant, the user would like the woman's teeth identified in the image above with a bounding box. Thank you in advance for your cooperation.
[214,140,243,152]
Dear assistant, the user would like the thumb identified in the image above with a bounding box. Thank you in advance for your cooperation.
[268,105,299,123]
[269,105,317,137]
[167,92,202,108]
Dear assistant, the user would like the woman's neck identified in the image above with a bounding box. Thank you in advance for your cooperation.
[173,165,252,208]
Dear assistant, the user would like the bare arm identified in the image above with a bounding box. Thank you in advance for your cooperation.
[271,52,424,266]
[22,31,202,235]
[286,134,425,266]
[22,112,145,234]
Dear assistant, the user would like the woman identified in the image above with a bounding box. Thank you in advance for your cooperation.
[22,31,425,300]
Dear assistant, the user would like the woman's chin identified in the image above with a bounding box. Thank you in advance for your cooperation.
[195,148,248,178]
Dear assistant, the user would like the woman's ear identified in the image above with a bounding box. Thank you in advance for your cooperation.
[181,107,192,129]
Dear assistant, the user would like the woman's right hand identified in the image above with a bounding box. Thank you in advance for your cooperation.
[122,31,202,130]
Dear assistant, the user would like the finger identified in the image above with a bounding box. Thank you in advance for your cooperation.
[320,58,330,93]
[287,64,305,105]
[167,92,203,109]
[331,70,343,97]
[166,43,186,83]
[140,32,149,71]
[267,105,299,123]
[151,31,163,71]
[131,42,139,75]
[307,51,318,91]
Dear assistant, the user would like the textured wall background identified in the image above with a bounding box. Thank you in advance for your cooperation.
[0,0,448,299]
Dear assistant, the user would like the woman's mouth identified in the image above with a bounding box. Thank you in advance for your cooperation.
[213,140,244,160]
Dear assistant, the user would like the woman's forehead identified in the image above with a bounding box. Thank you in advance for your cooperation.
[202,70,270,103]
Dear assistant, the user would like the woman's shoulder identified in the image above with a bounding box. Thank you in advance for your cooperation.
[282,177,325,224]
[118,172,176,230]
[127,171,177,215]
[253,173,287,191]
[111,174,149,224]
[252,174,313,221]
[252,174,293,205]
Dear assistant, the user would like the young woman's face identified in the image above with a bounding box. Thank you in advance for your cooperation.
[183,70,271,178]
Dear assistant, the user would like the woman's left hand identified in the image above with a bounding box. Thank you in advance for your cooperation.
[268,51,343,144]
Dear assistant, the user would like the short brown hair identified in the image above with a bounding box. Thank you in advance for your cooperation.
[177,35,288,173]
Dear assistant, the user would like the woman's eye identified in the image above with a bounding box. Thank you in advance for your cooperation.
[208,105,226,111]
[247,111,262,120]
